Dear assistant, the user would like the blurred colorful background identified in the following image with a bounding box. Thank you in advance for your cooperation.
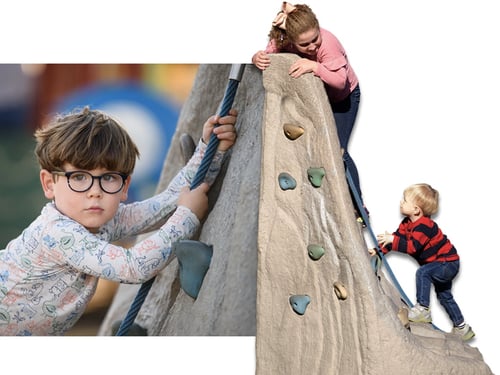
[0,64,199,334]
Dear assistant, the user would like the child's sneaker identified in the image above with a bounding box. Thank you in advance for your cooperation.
[408,303,432,323]
[452,324,475,341]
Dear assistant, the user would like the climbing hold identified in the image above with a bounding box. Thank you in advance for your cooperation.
[173,240,213,299]
[333,282,348,300]
[111,320,148,336]
[278,172,297,190]
[289,295,311,315]
[307,167,325,188]
[283,123,304,140]
[307,244,325,260]
[398,307,410,329]
[180,133,196,164]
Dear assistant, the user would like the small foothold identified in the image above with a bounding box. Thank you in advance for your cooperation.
[398,307,410,329]
[307,167,325,188]
[173,240,213,299]
[180,133,196,164]
[333,282,348,300]
[278,172,297,190]
[307,244,325,260]
[289,295,311,315]
[283,123,305,140]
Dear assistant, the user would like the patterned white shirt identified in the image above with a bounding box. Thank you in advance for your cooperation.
[0,140,225,335]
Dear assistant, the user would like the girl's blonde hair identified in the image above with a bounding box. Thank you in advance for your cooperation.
[34,106,140,174]
[403,183,439,217]
[269,3,319,49]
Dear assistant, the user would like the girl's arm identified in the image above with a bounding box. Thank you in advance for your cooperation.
[313,29,351,90]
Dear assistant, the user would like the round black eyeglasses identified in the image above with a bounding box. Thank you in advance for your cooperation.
[52,171,128,194]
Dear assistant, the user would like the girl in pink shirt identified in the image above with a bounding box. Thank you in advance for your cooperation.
[252,2,366,221]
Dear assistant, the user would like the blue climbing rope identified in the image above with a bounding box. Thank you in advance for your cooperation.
[115,64,246,336]
[345,167,443,331]
[344,166,414,308]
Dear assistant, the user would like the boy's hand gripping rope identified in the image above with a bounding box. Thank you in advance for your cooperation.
[115,64,246,336]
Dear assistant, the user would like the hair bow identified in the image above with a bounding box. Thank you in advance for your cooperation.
[272,2,297,30]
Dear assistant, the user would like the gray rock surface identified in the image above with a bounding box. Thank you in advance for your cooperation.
[99,58,492,374]
[99,64,261,335]
[255,54,492,375]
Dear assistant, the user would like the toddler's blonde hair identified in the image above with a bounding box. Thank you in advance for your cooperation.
[403,183,439,217]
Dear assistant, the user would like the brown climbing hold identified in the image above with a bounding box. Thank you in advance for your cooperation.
[333,282,348,300]
[283,123,304,140]
[398,307,410,329]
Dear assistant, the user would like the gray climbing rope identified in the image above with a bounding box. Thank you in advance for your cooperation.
[345,166,413,307]
[115,64,245,336]
[345,166,443,331]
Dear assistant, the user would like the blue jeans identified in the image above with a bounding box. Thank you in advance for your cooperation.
[416,260,464,326]
[330,85,363,204]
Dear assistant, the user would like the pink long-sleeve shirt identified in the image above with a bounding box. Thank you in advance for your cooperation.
[265,27,359,102]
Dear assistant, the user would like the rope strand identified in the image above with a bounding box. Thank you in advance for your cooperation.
[115,65,245,336]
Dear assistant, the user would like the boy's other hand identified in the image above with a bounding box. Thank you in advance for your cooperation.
[377,231,394,247]
[178,183,210,220]
[202,109,238,151]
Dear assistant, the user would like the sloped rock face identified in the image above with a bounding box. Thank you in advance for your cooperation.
[99,64,262,335]
[99,58,492,375]
[255,54,492,374]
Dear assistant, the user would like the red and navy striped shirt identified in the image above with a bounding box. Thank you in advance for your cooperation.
[382,216,459,265]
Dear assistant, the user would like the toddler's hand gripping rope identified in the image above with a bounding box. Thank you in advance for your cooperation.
[345,166,413,307]
[346,167,442,331]
[115,64,245,336]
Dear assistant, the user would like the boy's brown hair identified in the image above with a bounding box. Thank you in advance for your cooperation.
[34,107,140,174]
[404,183,439,217]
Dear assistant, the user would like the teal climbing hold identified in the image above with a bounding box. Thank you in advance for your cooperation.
[289,295,311,315]
[307,167,325,188]
[307,244,325,260]
[278,172,297,190]
[173,240,213,299]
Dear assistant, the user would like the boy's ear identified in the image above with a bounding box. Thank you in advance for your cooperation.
[40,169,56,200]
[120,175,132,202]
[414,205,422,216]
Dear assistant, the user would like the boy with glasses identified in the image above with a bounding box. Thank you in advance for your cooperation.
[0,106,237,335]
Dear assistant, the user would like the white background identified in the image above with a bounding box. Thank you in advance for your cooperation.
[3,1,499,374]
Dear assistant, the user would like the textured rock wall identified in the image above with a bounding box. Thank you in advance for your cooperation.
[99,64,262,335]
[255,54,492,375]
[98,59,492,375]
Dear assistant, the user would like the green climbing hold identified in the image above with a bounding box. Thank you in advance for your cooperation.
[278,172,297,190]
[173,239,213,299]
[307,244,325,260]
[307,167,325,188]
[289,295,311,315]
